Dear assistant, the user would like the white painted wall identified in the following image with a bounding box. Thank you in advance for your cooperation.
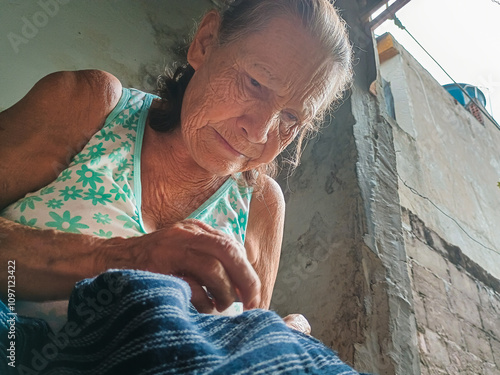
[0,0,210,111]
[380,38,500,279]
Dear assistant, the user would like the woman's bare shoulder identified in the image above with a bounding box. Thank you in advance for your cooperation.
[251,175,286,218]
[0,70,122,208]
[1,70,122,137]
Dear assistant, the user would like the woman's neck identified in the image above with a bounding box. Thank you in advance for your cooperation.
[140,124,227,230]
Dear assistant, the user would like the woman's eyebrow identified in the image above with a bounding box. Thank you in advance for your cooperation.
[251,63,281,86]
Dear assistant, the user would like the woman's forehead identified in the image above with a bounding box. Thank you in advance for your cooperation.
[227,17,335,111]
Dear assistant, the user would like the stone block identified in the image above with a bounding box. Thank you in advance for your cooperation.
[425,366,448,374]
[447,287,482,328]
[423,329,451,369]
[478,285,500,315]
[406,237,450,282]
[447,340,484,374]
[412,262,447,300]
[448,263,480,304]
[424,296,464,347]
[483,362,500,375]
[418,331,429,354]
[491,338,500,368]
[419,362,430,375]
[412,290,428,328]
[462,322,495,363]
[480,303,500,338]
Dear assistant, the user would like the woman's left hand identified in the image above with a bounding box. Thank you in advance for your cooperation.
[283,314,311,335]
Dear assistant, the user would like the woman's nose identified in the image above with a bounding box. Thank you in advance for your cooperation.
[239,108,277,144]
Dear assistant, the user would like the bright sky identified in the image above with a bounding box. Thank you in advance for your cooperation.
[373,0,500,121]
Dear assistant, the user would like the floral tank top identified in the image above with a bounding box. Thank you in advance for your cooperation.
[1,88,252,329]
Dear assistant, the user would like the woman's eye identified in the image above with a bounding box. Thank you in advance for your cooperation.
[282,112,298,126]
[250,77,261,88]
[285,112,298,123]
[280,112,300,134]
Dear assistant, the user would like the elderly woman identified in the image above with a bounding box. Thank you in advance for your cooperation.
[0,0,355,373]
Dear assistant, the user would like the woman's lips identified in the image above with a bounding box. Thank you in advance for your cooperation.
[212,128,247,158]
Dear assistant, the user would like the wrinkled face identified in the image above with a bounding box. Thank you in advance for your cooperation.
[181,15,335,176]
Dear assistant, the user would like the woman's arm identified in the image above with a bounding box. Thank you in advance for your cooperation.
[245,176,312,334]
[245,175,285,309]
[0,216,261,313]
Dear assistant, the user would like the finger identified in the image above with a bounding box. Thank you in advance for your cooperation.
[179,221,261,309]
[177,250,238,312]
[181,276,216,314]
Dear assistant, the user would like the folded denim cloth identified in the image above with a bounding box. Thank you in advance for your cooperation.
[1,270,360,375]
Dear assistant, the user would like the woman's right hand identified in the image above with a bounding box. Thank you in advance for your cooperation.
[98,219,261,314]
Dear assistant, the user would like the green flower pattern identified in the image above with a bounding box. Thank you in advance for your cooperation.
[40,186,55,195]
[76,165,104,189]
[45,211,90,233]
[215,200,228,215]
[14,196,43,212]
[46,199,64,209]
[109,148,125,164]
[110,184,127,202]
[83,186,113,206]
[93,213,111,225]
[1,89,252,245]
[59,186,83,201]
[56,169,72,182]
[230,200,238,210]
[96,129,121,142]
[15,216,37,227]
[87,142,106,165]
[121,141,132,152]
[93,229,113,238]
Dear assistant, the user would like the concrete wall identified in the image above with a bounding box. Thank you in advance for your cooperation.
[405,208,500,374]
[0,0,210,111]
[379,35,500,374]
[379,35,500,279]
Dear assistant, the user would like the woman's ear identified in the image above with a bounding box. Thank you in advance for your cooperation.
[187,11,221,70]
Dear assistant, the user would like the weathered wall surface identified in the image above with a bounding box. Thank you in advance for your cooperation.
[0,0,210,111]
[380,36,500,279]
[379,35,500,374]
[404,208,500,374]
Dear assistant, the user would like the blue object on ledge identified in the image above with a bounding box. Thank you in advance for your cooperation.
[443,83,487,108]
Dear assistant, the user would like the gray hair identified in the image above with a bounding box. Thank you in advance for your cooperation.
[217,0,352,107]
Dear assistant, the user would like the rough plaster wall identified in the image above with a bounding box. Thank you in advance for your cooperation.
[403,208,500,374]
[379,39,500,374]
[380,46,500,279]
[0,0,211,111]
[273,2,421,374]
[272,98,370,366]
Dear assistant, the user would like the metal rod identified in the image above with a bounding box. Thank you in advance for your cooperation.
[367,0,412,31]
